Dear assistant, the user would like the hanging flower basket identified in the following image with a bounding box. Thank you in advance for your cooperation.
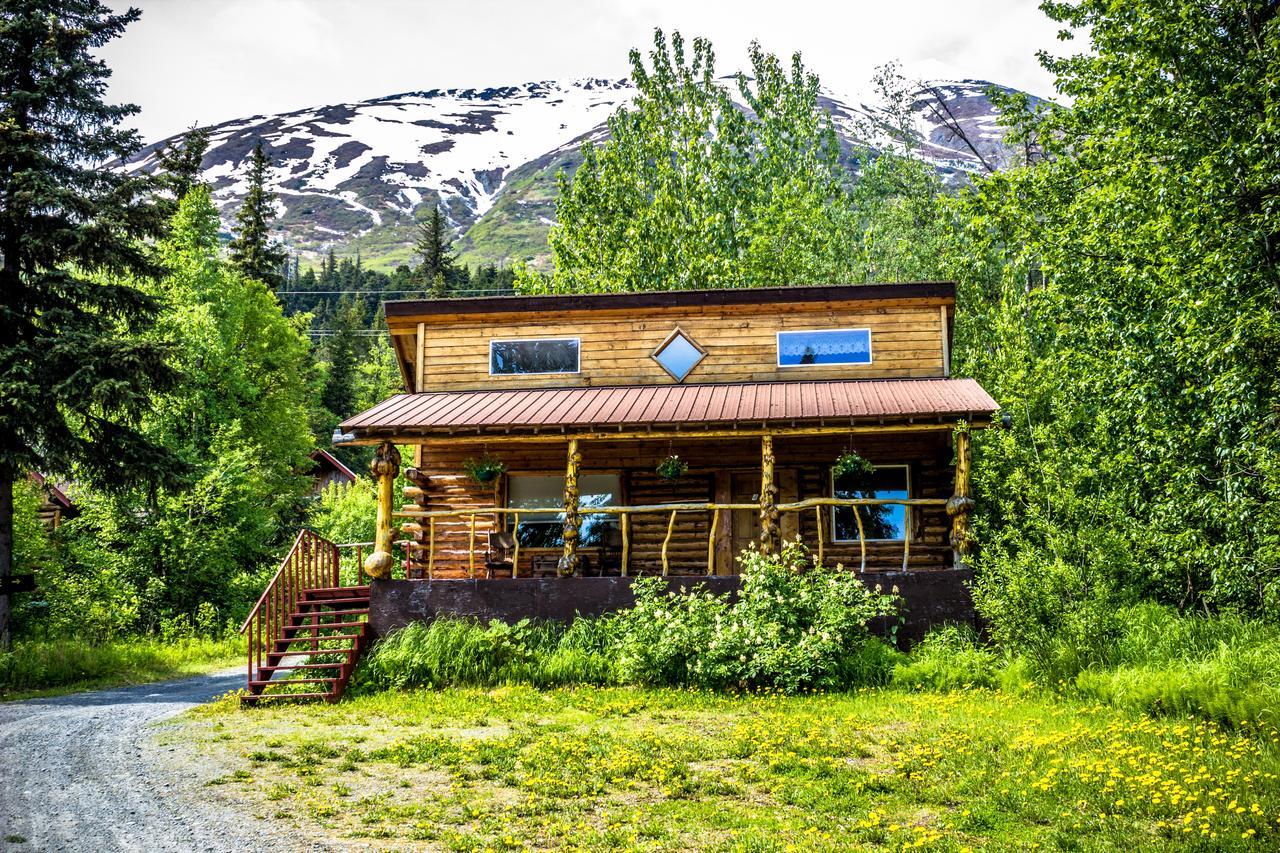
[831,450,873,481]
[656,454,689,482]
[462,454,506,484]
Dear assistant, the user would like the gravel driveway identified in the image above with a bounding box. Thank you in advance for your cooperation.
[0,669,318,852]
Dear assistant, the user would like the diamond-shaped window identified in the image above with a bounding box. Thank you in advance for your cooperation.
[652,328,706,382]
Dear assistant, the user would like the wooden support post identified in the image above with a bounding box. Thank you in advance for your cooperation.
[415,322,426,392]
[707,508,719,575]
[512,511,520,578]
[947,426,976,567]
[427,517,435,579]
[854,506,867,572]
[559,438,582,577]
[363,441,401,581]
[814,505,824,567]
[759,433,780,554]
[662,509,677,576]
[620,512,630,577]
[468,513,477,578]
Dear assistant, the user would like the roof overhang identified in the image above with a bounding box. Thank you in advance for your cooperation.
[338,377,998,445]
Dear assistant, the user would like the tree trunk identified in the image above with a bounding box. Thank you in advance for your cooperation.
[0,469,13,651]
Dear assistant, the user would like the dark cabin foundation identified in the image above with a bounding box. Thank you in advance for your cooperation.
[368,568,974,646]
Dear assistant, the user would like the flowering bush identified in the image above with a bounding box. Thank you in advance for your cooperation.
[612,540,901,691]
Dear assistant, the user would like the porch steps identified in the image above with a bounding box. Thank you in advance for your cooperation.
[242,584,372,705]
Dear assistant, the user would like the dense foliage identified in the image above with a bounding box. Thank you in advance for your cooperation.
[361,543,902,693]
[0,0,178,648]
[520,31,859,292]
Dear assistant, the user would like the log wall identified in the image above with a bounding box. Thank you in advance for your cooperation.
[389,298,949,392]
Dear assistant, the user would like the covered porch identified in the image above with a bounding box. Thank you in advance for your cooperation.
[340,378,995,585]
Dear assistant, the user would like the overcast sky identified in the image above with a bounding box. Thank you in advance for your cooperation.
[102,0,1065,144]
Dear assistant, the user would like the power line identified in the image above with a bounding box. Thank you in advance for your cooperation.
[275,288,519,296]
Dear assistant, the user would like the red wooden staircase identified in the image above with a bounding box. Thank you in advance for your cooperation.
[240,530,372,704]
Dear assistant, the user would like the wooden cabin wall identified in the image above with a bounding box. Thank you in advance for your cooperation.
[403,433,955,579]
[396,300,948,392]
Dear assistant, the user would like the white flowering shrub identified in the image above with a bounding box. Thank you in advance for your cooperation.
[612,540,902,691]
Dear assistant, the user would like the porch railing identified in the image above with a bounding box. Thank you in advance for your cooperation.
[240,528,341,685]
[395,497,948,578]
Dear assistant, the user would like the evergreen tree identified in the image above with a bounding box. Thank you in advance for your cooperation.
[0,1,179,649]
[414,204,456,296]
[228,140,287,290]
[154,124,210,219]
[320,295,361,420]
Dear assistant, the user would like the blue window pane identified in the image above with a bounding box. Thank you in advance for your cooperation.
[778,329,872,366]
[832,466,909,541]
[653,332,704,381]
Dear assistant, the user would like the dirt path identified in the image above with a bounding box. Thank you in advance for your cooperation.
[0,669,316,852]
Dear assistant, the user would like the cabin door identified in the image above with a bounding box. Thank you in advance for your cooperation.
[729,469,799,564]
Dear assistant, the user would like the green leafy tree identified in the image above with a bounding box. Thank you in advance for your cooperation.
[228,140,287,290]
[57,188,315,627]
[413,204,456,296]
[522,30,856,293]
[0,1,179,649]
[958,0,1280,652]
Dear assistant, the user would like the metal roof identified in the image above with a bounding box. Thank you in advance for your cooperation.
[340,378,998,438]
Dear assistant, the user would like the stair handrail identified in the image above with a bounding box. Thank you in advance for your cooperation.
[241,528,341,685]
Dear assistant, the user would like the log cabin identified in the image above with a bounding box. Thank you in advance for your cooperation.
[240,282,998,701]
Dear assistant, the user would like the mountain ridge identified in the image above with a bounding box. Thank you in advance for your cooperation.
[124,76,1028,270]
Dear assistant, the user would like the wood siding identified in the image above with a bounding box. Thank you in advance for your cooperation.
[400,433,954,579]
[390,298,949,392]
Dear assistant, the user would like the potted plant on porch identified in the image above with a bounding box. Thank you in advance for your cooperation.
[656,454,689,481]
[462,453,506,484]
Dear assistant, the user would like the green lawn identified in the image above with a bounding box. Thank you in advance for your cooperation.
[184,686,1280,851]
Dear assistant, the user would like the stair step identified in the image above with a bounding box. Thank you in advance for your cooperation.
[296,596,369,607]
[284,620,367,631]
[274,632,360,646]
[256,662,347,672]
[249,677,337,687]
[248,692,334,701]
[303,586,370,597]
[287,608,368,619]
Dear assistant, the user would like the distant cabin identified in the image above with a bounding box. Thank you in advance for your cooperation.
[29,472,77,531]
[308,448,358,496]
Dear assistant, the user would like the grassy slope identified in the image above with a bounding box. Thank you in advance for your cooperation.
[185,686,1280,851]
[0,637,243,700]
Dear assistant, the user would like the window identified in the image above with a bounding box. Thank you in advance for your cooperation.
[506,473,620,548]
[490,338,579,375]
[777,329,872,367]
[831,465,910,542]
[651,328,706,381]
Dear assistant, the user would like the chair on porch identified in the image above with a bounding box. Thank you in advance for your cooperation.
[484,530,516,579]
[597,525,624,576]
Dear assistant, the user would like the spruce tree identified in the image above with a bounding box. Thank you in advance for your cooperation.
[413,204,455,297]
[155,124,210,220]
[320,296,361,420]
[0,1,180,649]
[228,140,287,290]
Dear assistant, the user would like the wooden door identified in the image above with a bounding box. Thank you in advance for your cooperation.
[729,469,799,565]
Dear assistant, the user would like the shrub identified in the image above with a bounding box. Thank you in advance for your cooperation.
[611,540,901,691]
[892,624,1002,691]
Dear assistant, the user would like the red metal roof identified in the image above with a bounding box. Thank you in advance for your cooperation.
[340,378,998,437]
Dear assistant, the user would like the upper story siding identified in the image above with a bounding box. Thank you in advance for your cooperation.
[384,283,954,393]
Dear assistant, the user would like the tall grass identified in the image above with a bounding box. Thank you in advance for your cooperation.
[0,636,243,697]
[356,618,617,691]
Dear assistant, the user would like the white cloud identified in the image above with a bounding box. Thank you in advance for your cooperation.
[102,0,1064,143]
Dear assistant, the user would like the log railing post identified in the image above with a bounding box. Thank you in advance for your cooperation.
[706,508,719,575]
[620,512,630,577]
[363,441,401,581]
[946,425,976,568]
[558,437,582,576]
[759,433,780,554]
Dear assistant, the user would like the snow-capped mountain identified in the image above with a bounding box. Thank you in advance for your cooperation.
[124,77,1028,268]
